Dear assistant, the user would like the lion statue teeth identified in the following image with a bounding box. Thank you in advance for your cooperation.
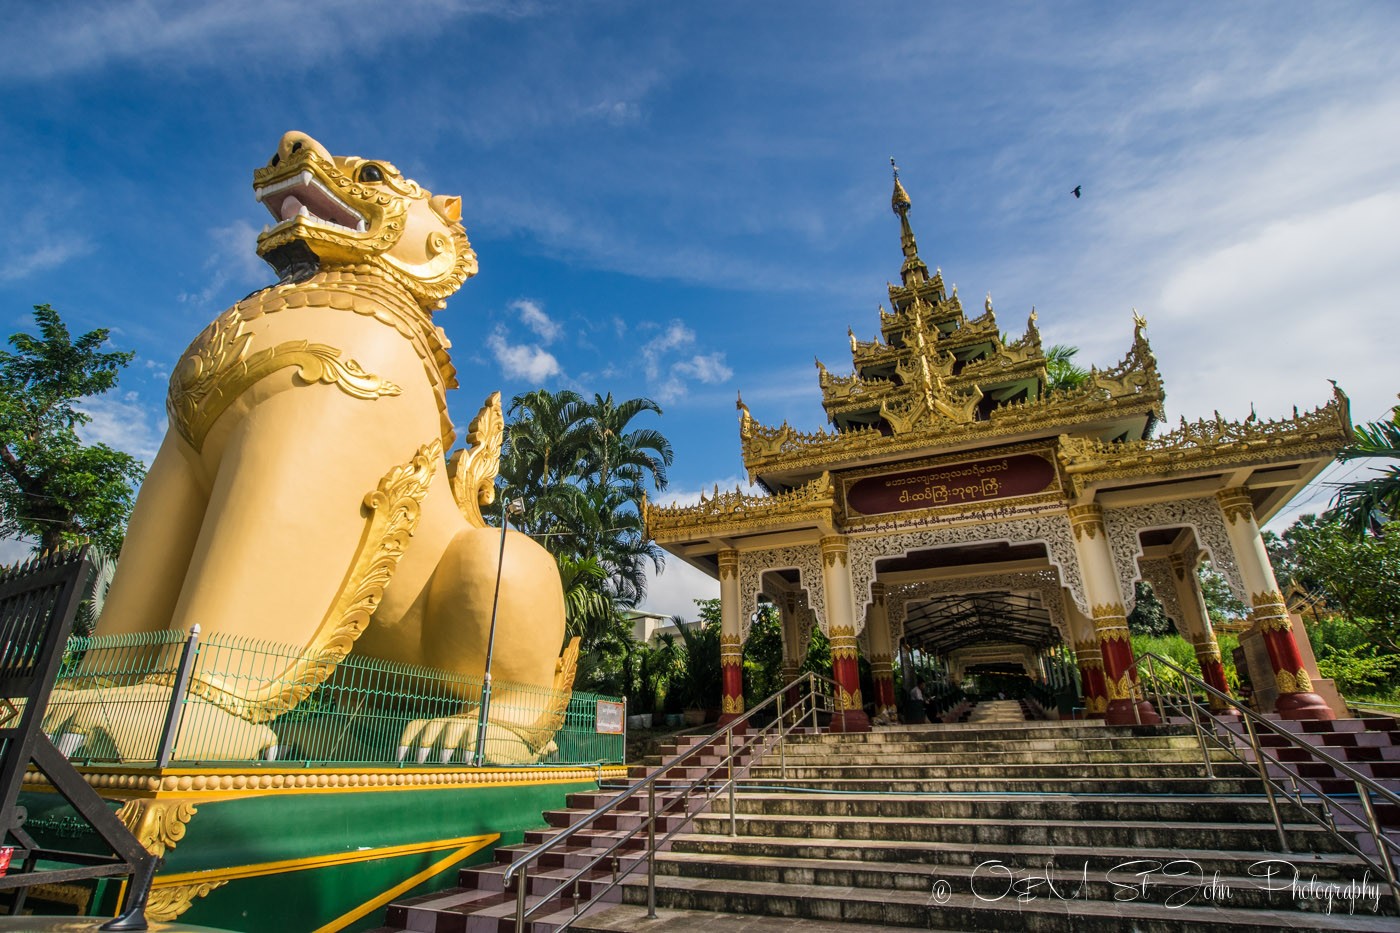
[46,131,570,765]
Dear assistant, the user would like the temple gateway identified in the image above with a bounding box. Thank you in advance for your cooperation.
[644,169,1353,730]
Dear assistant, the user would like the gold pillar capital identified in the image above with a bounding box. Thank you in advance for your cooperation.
[1216,487,1255,525]
[819,535,848,567]
[870,581,886,605]
[1068,502,1105,539]
[717,548,739,580]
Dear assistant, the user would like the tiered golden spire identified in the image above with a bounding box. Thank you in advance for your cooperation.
[890,158,928,286]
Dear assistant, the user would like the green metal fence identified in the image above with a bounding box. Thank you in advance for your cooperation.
[44,629,624,767]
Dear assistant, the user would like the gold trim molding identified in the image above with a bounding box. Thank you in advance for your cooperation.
[148,880,227,922]
[168,314,401,453]
[116,799,197,858]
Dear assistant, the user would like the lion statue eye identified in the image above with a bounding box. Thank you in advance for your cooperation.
[357,164,385,184]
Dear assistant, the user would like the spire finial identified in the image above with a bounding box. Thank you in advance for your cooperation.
[888,158,925,285]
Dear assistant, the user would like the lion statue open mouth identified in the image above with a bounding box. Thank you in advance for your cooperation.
[46,132,571,765]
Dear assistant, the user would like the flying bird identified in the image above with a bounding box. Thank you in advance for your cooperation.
[1071,185,1082,199]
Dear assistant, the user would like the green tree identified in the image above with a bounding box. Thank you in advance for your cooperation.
[1327,397,1400,537]
[1287,516,1400,651]
[0,305,145,553]
[742,602,785,706]
[1044,344,1089,392]
[1127,582,1175,636]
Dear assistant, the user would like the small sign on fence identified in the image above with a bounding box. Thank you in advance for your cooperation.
[596,699,625,734]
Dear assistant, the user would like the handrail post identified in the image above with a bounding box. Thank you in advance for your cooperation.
[777,690,787,780]
[646,781,657,919]
[1185,687,1214,780]
[1355,779,1400,913]
[156,624,201,768]
[1144,653,1165,721]
[1242,712,1290,852]
[727,725,737,837]
[514,864,527,931]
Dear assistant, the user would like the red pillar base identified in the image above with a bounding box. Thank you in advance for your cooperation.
[1104,698,1160,726]
[717,712,745,727]
[827,708,871,732]
[1275,691,1336,721]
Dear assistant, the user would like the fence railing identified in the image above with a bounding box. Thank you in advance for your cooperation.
[1132,651,1400,913]
[502,670,845,931]
[42,628,624,767]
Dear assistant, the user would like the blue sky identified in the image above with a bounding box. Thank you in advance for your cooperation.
[2,2,1397,617]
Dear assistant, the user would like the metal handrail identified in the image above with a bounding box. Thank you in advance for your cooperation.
[501,670,846,930]
[1131,651,1400,910]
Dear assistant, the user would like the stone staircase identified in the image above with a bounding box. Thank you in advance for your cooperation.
[965,699,1028,723]
[373,719,1400,932]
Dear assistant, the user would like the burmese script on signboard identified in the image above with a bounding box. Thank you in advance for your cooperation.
[844,452,1057,519]
[596,699,625,734]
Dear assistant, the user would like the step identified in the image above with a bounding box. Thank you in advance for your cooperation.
[669,832,1378,882]
[609,873,1400,931]
[689,811,1352,853]
[714,792,1318,826]
[647,849,1398,914]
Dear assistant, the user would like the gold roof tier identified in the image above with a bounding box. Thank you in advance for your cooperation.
[1057,386,1353,501]
[644,472,836,545]
[748,316,1165,489]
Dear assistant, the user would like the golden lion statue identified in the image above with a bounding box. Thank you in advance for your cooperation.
[46,132,569,764]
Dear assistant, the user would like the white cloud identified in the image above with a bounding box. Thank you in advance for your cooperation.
[511,298,560,343]
[640,321,732,403]
[178,220,268,307]
[77,391,165,464]
[0,207,93,281]
[674,352,733,385]
[639,475,760,618]
[639,557,719,621]
[0,1,523,80]
[486,328,561,382]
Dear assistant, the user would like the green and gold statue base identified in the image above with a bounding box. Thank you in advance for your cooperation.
[17,763,626,931]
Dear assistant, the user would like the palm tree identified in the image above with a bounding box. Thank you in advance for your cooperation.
[577,393,673,493]
[1044,344,1089,392]
[500,388,586,536]
[1328,398,1400,536]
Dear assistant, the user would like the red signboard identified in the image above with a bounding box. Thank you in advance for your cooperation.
[845,452,1056,517]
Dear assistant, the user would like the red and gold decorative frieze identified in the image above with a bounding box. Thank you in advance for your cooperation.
[1249,591,1292,632]
[1090,603,1130,641]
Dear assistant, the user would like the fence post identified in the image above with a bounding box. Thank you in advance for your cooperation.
[156,625,201,768]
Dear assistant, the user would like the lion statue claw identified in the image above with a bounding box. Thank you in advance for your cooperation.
[70,132,568,763]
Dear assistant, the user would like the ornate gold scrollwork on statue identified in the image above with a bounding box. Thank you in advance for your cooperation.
[168,314,401,452]
[181,440,439,722]
[147,881,227,922]
[447,392,502,528]
[115,799,198,858]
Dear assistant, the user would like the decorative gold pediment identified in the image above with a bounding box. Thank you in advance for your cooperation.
[1057,388,1352,497]
[644,472,836,543]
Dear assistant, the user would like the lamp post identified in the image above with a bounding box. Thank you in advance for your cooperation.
[473,493,525,767]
